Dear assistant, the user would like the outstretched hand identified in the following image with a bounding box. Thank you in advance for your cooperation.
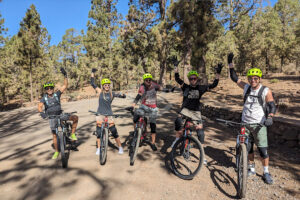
[60,67,67,77]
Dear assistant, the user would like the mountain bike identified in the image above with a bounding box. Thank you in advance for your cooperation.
[47,111,77,168]
[170,113,204,180]
[89,110,119,165]
[216,118,263,199]
[125,106,151,166]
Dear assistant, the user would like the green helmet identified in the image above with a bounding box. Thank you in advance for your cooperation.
[101,78,111,85]
[247,68,262,78]
[43,82,54,88]
[143,73,153,80]
[187,70,199,78]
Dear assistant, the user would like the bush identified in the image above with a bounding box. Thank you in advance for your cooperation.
[269,79,279,84]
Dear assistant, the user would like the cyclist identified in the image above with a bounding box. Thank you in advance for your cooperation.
[131,73,172,151]
[173,62,223,164]
[90,68,126,155]
[38,67,79,160]
[227,53,276,185]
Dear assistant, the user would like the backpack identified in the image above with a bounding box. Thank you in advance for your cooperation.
[243,85,268,116]
[43,93,60,110]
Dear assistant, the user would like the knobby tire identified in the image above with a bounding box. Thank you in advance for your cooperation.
[100,128,109,165]
[170,135,204,180]
[130,128,142,166]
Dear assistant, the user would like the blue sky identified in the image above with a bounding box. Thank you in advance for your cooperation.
[1,0,277,45]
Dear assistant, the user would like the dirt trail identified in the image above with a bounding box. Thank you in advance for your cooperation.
[0,92,299,200]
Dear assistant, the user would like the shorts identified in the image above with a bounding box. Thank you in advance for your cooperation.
[49,113,70,132]
[134,104,158,124]
[96,115,114,124]
[245,124,268,147]
[180,108,202,125]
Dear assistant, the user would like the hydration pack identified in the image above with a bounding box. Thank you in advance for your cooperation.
[43,93,60,110]
[243,85,268,116]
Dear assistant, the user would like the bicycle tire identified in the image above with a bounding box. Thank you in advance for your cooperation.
[58,131,67,168]
[237,143,248,198]
[130,128,142,166]
[100,128,109,165]
[170,135,204,180]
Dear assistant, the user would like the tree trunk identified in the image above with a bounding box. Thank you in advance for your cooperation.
[29,59,33,103]
[280,56,284,73]
[197,55,208,85]
[183,41,192,84]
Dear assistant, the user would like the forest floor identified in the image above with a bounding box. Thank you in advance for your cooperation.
[0,81,299,200]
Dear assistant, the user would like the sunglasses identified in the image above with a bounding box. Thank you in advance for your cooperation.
[248,77,260,81]
[189,78,197,81]
[103,84,110,87]
[145,79,152,82]
[45,87,54,90]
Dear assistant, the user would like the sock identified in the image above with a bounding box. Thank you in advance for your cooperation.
[263,166,269,174]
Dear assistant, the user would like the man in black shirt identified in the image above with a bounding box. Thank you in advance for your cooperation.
[38,68,79,159]
[173,63,223,164]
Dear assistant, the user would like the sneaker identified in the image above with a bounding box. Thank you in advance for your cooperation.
[52,152,59,159]
[263,173,273,185]
[96,148,100,155]
[150,143,157,151]
[118,147,124,154]
[70,133,77,141]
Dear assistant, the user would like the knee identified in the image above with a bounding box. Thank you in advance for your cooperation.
[258,147,269,159]
[175,117,183,131]
[109,125,119,138]
[196,129,205,144]
[71,115,79,123]
[150,123,156,133]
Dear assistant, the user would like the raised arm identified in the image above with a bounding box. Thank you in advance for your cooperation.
[60,67,68,93]
[228,53,247,89]
[174,67,184,86]
[208,63,223,89]
[90,68,101,93]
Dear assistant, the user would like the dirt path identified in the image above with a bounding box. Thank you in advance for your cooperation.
[0,92,299,200]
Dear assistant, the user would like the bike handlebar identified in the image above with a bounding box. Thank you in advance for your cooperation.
[215,118,262,127]
[46,111,77,119]
[88,110,119,118]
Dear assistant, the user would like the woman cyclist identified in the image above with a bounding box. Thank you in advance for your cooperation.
[173,63,223,163]
[90,68,126,155]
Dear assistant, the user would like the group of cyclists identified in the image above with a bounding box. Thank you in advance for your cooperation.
[38,53,276,185]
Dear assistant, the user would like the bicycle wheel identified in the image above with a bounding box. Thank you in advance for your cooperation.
[130,128,142,166]
[170,135,204,180]
[237,143,248,198]
[58,131,67,168]
[99,128,109,165]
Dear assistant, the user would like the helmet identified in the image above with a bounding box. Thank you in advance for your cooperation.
[187,70,199,78]
[101,78,111,85]
[247,68,262,78]
[43,82,54,88]
[143,73,153,80]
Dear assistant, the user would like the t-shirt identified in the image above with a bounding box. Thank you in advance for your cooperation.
[175,72,218,111]
[242,84,269,124]
[40,90,62,115]
[181,84,209,111]
[97,91,123,115]
[138,82,160,108]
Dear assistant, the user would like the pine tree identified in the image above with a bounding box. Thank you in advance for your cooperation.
[16,4,50,102]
